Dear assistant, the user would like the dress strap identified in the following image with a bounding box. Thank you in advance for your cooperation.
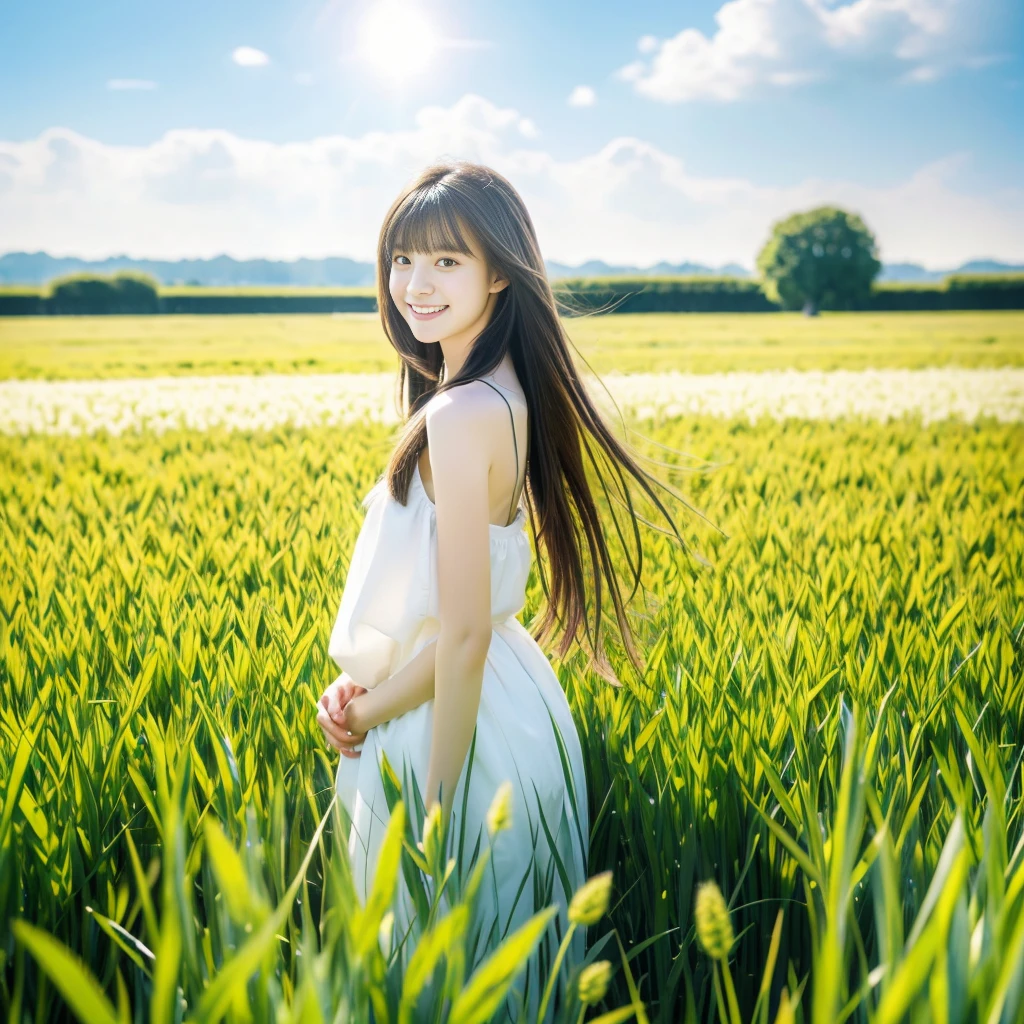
[476,379,521,527]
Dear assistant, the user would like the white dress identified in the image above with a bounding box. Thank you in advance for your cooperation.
[329,439,590,1020]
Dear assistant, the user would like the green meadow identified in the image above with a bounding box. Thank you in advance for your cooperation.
[1,309,1022,379]
[1,311,1022,1022]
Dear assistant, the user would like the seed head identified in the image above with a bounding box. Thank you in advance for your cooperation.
[486,780,513,836]
[694,880,734,959]
[569,871,613,926]
[578,960,612,1005]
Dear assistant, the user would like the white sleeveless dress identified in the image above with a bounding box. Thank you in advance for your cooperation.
[328,413,590,1020]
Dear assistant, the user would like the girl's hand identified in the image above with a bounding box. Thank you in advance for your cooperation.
[336,695,370,758]
[340,693,370,737]
[317,676,368,758]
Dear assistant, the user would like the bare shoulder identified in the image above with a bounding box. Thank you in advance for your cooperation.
[425,380,514,442]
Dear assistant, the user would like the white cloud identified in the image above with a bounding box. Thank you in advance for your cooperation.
[232,46,270,67]
[617,0,1009,102]
[1,94,1021,268]
[568,85,597,107]
[107,79,158,91]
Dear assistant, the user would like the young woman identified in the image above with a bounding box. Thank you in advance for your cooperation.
[316,162,690,1019]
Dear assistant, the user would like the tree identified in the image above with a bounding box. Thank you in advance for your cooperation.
[756,206,881,316]
[47,271,160,315]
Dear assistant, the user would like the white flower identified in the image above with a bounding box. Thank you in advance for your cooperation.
[2,368,1021,436]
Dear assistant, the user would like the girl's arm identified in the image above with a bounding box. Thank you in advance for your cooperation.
[427,634,488,824]
[421,399,494,825]
[350,639,437,731]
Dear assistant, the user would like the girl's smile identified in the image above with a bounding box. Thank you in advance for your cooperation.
[407,302,449,320]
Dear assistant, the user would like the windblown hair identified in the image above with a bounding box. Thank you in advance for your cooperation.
[376,161,706,686]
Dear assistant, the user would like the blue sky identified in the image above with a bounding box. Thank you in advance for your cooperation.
[1,0,1022,268]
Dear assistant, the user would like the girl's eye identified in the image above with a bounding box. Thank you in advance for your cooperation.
[391,255,456,267]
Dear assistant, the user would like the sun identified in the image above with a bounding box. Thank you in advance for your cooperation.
[359,1,439,79]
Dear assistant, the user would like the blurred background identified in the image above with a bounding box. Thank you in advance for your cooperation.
[1,0,1022,289]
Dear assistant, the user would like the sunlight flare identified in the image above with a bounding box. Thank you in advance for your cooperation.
[359,1,439,78]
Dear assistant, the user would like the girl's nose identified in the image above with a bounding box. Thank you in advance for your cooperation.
[408,266,434,294]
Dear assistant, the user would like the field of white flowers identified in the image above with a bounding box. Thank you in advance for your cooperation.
[2,366,1021,435]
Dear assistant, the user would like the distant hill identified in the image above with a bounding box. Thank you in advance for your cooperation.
[956,260,1024,276]
[876,260,1024,283]
[545,259,752,280]
[0,252,374,287]
[0,251,752,286]
[877,263,947,283]
[1,251,1021,287]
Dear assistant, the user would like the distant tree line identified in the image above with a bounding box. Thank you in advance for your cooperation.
[2,273,1021,316]
[555,274,1024,314]
[1,207,1023,315]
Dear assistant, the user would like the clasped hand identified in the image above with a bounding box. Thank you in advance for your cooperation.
[316,676,369,758]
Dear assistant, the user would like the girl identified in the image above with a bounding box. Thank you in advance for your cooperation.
[316,162,690,1020]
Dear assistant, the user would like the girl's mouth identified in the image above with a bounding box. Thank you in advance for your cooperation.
[408,303,448,321]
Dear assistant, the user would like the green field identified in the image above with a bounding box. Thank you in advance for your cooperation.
[1,309,1022,379]
[2,309,1023,1020]
[2,409,1022,1021]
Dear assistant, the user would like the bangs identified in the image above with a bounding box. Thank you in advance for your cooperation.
[387,186,477,258]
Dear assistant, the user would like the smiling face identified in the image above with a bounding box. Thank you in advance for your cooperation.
[387,214,508,348]
[385,190,507,350]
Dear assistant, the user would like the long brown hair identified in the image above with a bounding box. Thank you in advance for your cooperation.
[375,161,708,687]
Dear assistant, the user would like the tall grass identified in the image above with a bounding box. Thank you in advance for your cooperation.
[1,412,1021,1020]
